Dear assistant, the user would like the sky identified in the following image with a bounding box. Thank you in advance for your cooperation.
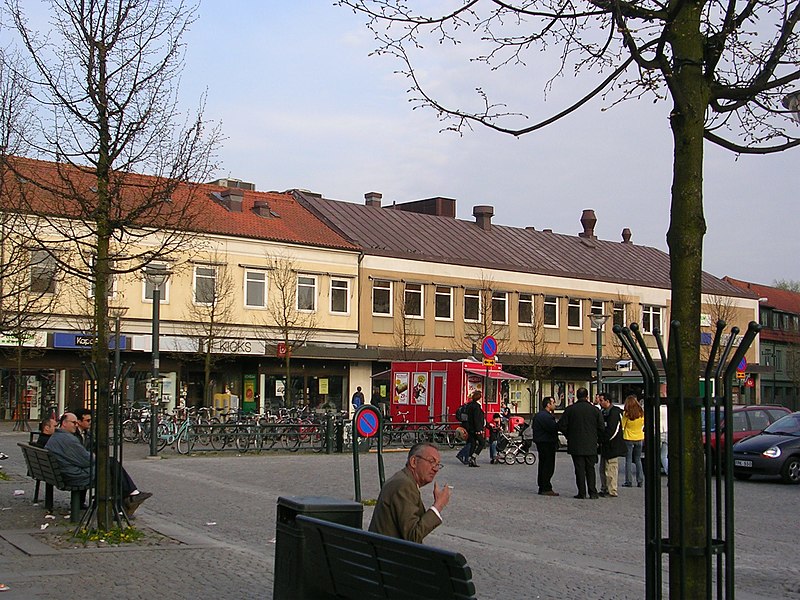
[16,1,800,287]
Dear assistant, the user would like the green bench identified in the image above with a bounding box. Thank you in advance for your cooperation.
[17,442,88,522]
[294,514,477,599]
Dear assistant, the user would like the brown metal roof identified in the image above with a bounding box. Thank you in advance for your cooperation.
[294,191,753,297]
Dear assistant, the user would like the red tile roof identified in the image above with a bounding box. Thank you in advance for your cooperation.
[724,277,800,314]
[1,156,356,251]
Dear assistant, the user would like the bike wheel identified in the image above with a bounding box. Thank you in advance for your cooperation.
[122,419,140,443]
[400,430,415,446]
[176,428,193,454]
[446,430,457,449]
[524,452,536,465]
[235,426,251,453]
[282,426,300,451]
[210,424,227,451]
[195,418,212,446]
[156,421,171,451]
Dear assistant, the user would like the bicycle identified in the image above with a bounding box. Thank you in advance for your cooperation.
[156,413,195,454]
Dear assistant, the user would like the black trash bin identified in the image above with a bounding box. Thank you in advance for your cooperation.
[273,496,363,599]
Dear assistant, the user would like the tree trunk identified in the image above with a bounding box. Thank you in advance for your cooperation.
[665,3,709,595]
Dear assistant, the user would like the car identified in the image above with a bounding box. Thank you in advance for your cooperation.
[732,411,800,484]
[702,404,791,459]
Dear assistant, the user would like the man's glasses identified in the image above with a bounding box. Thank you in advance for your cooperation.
[417,456,444,470]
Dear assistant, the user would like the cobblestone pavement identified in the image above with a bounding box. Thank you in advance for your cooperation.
[2,424,799,599]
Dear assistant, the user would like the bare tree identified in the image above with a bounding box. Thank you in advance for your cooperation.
[261,253,317,407]
[517,309,555,408]
[393,283,424,360]
[700,294,738,364]
[336,2,799,587]
[775,279,800,293]
[2,0,219,530]
[462,273,505,356]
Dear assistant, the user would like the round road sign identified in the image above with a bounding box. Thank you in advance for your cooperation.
[355,407,380,438]
[482,336,498,359]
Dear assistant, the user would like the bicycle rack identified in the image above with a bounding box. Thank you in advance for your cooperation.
[613,319,760,599]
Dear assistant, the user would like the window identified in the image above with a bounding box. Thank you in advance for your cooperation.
[143,263,170,303]
[88,257,115,299]
[372,280,392,315]
[403,283,423,318]
[567,298,582,329]
[544,295,558,327]
[330,278,349,314]
[518,293,533,325]
[245,269,267,308]
[589,300,605,329]
[491,291,507,324]
[435,286,452,320]
[194,266,216,304]
[464,289,480,322]
[642,305,662,334]
[613,302,626,328]
[29,249,57,294]
[297,275,317,311]
[759,308,769,327]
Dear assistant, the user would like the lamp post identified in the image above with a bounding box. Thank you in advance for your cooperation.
[108,305,129,407]
[144,265,170,457]
[589,313,610,396]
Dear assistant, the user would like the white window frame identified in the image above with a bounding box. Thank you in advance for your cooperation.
[543,295,559,328]
[434,286,453,321]
[404,283,424,319]
[567,298,582,329]
[641,305,663,334]
[193,265,217,306]
[372,279,392,316]
[244,268,267,309]
[330,278,350,315]
[491,291,508,324]
[296,274,317,312]
[613,301,626,329]
[143,262,170,304]
[464,288,480,323]
[518,293,533,326]
[589,300,605,330]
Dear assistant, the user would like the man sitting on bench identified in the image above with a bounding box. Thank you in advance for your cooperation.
[45,413,152,516]
[369,442,451,543]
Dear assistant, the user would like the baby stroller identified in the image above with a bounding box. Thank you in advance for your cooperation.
[496,426,536,465]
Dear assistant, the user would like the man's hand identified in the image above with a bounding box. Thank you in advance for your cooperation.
[432,481,452,512]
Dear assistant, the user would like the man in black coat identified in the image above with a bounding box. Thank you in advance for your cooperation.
[557,387,605,499]
[532,396,559,496]
[598,394,627,497]
[465,390,486,467]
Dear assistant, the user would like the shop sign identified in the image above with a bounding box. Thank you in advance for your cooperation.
[0,331,47,347]
[53,331,127,350]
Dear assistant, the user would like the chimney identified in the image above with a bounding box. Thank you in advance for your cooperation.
[253,199,272,217]
[365,191,382,207]
[579,209,597,239]
[220,188,244,212]
[473,205,494,231]
[621,228,632,244]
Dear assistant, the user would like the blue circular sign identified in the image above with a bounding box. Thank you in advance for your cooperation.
[356,409,380,438]
[737,357,747,372]
[482,336,498,358]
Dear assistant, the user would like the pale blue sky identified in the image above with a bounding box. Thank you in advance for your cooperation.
[22,2,800,286]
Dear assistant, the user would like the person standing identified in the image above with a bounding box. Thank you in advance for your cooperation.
[621,395,645,487]
[532,396,560,496]
[487,413,502,464]
[465,390,486,467]
[557,387,604,499]
[598,394,626,497]
[351,386,365,411]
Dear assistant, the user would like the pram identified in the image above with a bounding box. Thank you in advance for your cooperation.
[496,426,536,465]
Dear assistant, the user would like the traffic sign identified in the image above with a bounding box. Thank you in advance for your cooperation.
[737,357,747,372]
[736,371,746,380]
[355,406,380,438]
[483,358,495,366]
[481,336,498,359]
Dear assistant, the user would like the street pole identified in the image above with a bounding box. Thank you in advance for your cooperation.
[589,314,610,397]
[773,342,777,403]
[144,265,170,457]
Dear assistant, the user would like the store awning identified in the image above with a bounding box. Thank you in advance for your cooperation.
[602,376,644,385]
[464,367,526,381]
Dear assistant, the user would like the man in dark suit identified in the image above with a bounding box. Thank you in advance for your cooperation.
[558,387,605,499]
[465,390,486,467]
[369,443,451,543]
[532,396,560,496]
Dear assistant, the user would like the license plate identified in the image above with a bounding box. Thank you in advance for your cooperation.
[734,459,752,468]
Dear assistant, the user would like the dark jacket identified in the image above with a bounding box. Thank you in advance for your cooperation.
[557,399,604,456]
[466,400,486,435]
[44,429,91,487]
[601,405,627,459]
[532,410,559,444]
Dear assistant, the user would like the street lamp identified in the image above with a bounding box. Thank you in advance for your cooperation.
[144,265,170,457]
[782,90,800,124]
[589,313,610,396]
[108,304,129,407]
[468,333,481,361]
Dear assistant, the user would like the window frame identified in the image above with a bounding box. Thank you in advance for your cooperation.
[613,302,626,329]
[567,298,582,329]
[518,293,533,326]
[193,265,217,306]
[543,295,559,328]
[296,274,317,312]
[641,305,663,334]
[403,282,424,319]
[143,262,171,304]
[491,291,508,324]
[29,249,58,295]
[589,300,605,330]
[244,268,268,309]
[434,286,453,321]
[372,279,392,316]
[330,278,350,315]
[464,288,480,323]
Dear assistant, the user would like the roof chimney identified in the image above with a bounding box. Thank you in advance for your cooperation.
[253,199,272,218]
[579,209,597,239]
[621,228,632,244]
[365,191,382,207]
[220,188,244,212]
[473,205,494,231]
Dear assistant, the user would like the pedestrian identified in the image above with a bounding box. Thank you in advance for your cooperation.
[487,413,502,464]
[455,399,472,465]
[368,442,451,543]
[597,394,626,497]
[465,390,486,467]
[532,396,560,496]
[557,387,605,499]
[351,386,365,410]
[621,395,645,487]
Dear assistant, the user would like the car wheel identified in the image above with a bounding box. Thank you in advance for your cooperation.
[733,472,751,481]
[780,456,800,484]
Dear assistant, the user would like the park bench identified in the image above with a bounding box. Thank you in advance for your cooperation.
[294,514,477,600]
[17,442,87,522]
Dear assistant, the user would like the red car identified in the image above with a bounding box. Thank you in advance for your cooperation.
[703,405,791,457]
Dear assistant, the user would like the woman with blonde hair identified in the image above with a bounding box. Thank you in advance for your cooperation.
[621,395,645,487]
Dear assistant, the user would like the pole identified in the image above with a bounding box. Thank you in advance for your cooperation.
[149,286,161,457]
[596,322,604,394]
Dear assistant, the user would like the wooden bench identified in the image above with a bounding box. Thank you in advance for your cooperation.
[17,443,88,522]
[294,515,477,600]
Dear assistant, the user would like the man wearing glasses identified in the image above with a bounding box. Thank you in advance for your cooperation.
[369,442,451,543]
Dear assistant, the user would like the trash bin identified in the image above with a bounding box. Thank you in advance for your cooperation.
[273,496,363,599]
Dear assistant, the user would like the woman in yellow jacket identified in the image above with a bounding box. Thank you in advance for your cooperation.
[621,395,645,487]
